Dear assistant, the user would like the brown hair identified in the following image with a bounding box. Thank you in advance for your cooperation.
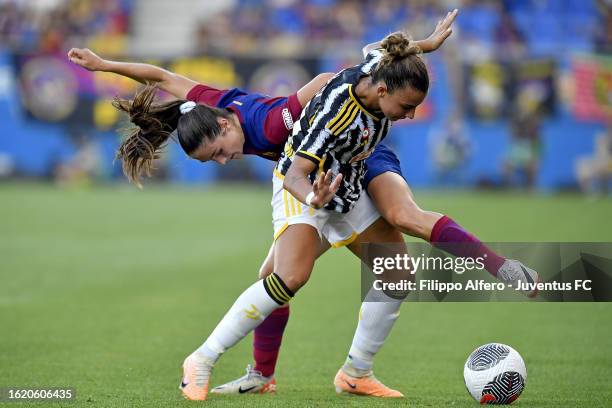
[112,84,231,187]
[372,31,429,94]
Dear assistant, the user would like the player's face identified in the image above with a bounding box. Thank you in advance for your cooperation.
[377,85,426,122]
[189,118,244,165]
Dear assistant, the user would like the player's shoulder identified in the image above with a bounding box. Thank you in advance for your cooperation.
[226,90,288,112]
[220,88,253,105]
[314,72,354,108]
[186,84,227,106]
[221,90,277,124]
[187,85,251,109]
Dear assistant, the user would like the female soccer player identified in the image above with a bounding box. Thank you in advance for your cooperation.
[173,31,431,400]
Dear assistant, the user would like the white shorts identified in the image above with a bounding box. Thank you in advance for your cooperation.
[271,171,381,248]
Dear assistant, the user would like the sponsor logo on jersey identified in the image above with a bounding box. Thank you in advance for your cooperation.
[349,148,375,164]
[282,108,294,130]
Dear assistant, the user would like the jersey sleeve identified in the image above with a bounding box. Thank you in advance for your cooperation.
[295,128,334,166]
[185,84,227,106]
[294,103,338,166]
[262,93,303,145]
[361,48,383,74]
[294,86,357,166]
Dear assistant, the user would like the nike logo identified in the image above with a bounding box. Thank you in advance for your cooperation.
[180,381,188,388]
[345,380,357,389]
[520,265,534,284]
[238,385,257,393]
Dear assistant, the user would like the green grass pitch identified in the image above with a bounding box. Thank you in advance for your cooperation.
[1,183,611,407]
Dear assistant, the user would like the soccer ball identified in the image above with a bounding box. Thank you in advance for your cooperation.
[463,343,527,405]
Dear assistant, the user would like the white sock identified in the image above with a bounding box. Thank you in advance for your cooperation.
[346,293,402,374]
[195,277,288,361]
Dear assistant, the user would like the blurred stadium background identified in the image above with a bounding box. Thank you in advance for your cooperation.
[0,0,610,191]
[1,1,612,407]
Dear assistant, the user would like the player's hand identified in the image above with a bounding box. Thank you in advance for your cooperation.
[67,48,105,71]
[309,169,342,209]
[417,9,458,53]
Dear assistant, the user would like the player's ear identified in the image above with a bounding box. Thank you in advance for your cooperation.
[376,83,388,98]
[217,117,229,129]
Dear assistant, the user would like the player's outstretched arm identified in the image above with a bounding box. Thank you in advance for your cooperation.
[284,156,342,209]
[67,48,197,99]
[361,8,458,57]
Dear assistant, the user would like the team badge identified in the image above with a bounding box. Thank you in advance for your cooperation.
[362,128,370,140]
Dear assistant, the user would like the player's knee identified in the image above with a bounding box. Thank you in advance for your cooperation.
[274,268,311,293]
[386,203,430,240]
[282,273,310,292]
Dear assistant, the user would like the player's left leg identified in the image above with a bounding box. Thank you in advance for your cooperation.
[367,171,539,296]
[181,222,319,400]
[251,239,331,379]
[211,240,331,395]
[209,244,282,395]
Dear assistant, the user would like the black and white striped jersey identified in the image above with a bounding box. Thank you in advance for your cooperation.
[275,49,391,213]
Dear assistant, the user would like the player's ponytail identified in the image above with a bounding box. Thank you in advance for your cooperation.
[113,84,180,187]
[113,84,231,187]
[373,31,429,94]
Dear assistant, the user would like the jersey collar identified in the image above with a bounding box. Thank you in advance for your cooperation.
[348,83,385,121]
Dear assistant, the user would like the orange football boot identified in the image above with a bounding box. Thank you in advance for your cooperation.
[333,368,404,398]
[179,353,214,400]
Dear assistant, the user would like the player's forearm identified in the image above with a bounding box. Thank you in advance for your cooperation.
[283,173,313,205]
[283,163,315,204]
[99,60,171,85]
[412,39,433,53]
